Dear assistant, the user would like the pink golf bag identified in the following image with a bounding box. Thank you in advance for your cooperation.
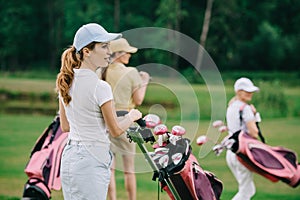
[152,138,223,200]
[22,115,68,200]
[230,131,300,188]
[126,113,223,200]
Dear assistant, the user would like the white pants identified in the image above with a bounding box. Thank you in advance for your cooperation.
[226,150,255,200]
[61,142,113,200]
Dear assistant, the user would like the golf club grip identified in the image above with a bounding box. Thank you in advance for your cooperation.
[135,118,146,128]
[116,111,146,127]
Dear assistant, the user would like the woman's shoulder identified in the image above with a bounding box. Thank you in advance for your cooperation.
[97,79,111,88]
[228,100,251,111]
[230,99,247,107]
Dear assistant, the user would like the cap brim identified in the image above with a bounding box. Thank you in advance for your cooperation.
[126,46,138,53]
[94,33,122,43]
[244,86,259,92]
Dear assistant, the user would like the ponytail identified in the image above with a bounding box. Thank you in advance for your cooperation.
[56,46,82,105]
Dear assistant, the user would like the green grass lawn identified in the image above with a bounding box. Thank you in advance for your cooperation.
[0,76,300,199]
[0,114,300,200]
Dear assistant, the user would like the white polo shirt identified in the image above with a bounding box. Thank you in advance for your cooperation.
[226,99,256,136]
[61,68,113,145]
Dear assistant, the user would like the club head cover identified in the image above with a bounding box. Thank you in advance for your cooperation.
[212,120,224,128]
[143,114,161,128]
[171,125,186,136]
[218,125,228,133]
[196,135,208,145]
[153,124,168,135]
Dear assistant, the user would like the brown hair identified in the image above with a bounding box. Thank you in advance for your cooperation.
[56,42,97,105]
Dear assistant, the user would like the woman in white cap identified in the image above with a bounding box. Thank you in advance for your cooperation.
[100,38,150,200]
[226,77,260,200]
[56,23,142,200]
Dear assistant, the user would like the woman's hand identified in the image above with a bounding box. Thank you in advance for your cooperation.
[139,71,150,84]
[127,109,142,122]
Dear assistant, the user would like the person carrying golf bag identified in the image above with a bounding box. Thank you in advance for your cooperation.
[225,77,260,200]
[210,78,300,192]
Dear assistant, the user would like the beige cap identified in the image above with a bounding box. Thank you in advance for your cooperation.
[110,38,138,53]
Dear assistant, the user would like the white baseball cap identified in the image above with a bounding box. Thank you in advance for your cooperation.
[234,77,259,92]
[73,23,122,52]
[110,38,138,53]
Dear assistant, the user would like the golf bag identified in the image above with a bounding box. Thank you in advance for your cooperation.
[152,138,223,200]
[126,113,223,200]
[229,130,300,188]
[22,115,68,199]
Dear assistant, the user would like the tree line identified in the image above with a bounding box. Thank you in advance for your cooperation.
[0,0,299,73]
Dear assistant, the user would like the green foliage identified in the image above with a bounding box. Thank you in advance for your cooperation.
[253,81,288,118]
[1,0,300,72]
[182,67,205,84]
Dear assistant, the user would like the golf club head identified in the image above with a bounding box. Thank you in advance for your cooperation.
[223,138,235,149]
[157,134,168,146]
[196,135,208,145]
[169,134,181,145]
[154,147,169,155]
[152,142,167,149]
[152,147,169,162]
[213,144,224,156]
[171,125,186,136]
[159,154,169,168]
[212,120,224,128]
[172,153,183,165]
[143,114,161,128]
[153,124,168,135]
[218,125,228,133]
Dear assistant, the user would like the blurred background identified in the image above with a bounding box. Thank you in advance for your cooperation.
[1,0,299,74]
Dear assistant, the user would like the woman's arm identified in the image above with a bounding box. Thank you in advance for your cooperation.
[132,71,150,106]
[101,100,142,137]
[59,100,70,132]
[246,120,259,139]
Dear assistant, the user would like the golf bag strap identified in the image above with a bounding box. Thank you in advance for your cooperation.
[239,104,265,143]
[48,116,60,145]
[30,115,60,157]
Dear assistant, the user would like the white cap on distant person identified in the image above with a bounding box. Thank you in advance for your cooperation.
[234,77,259,92]
[73,23,122,52]
[110,38,138,54]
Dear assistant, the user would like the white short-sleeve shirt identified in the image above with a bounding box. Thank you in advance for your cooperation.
[61,69,113,145]
[226,99,256,136]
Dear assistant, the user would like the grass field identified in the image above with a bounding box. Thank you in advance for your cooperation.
[0,114,299,200]
[0,75,300,199]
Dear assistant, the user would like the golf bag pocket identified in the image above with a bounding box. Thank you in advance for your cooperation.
[232,131,300,188]
[162,154,222,200]
[204,170,223,200]
[25,147,53,181]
